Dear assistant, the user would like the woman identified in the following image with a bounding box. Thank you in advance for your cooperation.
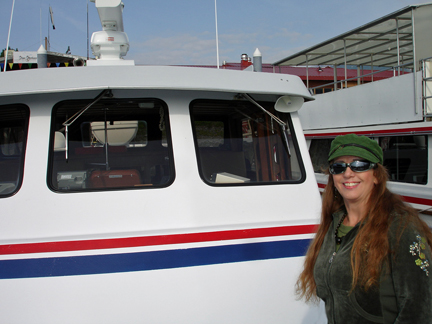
[297,134,432,323]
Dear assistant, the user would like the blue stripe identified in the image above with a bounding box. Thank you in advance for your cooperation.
[0,239,310,279]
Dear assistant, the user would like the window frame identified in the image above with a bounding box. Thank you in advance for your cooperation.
[379,135,428,185]
[47,97,175,193]
[190,98,306,187]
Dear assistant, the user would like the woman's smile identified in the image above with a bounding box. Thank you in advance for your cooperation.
[343,182,359,188]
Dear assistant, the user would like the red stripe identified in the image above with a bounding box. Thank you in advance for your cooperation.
[401,195,432,206]
[304,127,432,138]
[0,225,318,255]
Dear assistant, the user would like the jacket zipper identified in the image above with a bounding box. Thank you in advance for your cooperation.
[329,251,337,264]
[328,221,345,323]
[327,250,337,323]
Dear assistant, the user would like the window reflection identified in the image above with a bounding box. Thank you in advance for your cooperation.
[49,98,174,192]
[190,99,304,185]
[0,104,29,197]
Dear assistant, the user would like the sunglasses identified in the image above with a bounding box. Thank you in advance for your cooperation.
[329,160,376,175]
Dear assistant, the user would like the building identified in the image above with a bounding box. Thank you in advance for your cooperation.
[0,48,88,71]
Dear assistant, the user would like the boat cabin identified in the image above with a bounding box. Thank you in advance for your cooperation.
[0,1,323,323]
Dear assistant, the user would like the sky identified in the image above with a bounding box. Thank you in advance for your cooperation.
[0,0,430,66]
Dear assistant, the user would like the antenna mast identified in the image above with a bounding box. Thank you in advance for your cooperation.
[214,0,220,69]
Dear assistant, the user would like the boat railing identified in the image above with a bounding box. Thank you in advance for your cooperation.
[309,57,432,121]
[422,57,432,119]
[309,61,414,93]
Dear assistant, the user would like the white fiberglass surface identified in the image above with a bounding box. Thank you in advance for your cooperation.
[0,85,323,323]
[0,258,326,324]
[0,90,320,242]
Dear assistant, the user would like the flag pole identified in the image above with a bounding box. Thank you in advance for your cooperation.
[87,0,89,60]
[48,8,50,51]
[4,0,16,72]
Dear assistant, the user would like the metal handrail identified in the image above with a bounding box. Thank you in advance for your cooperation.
[307,57,432,120]
[421,57,432,119]
[309,61,414,91]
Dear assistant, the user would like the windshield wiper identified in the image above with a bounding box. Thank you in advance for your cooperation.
[61,89,112,161]
[238,93,291,156]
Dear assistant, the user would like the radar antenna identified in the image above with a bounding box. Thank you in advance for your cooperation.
[88,0,134,65]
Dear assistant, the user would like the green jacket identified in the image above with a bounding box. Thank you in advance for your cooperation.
[313,210,432,324]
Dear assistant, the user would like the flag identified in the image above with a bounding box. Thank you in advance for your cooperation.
[49,6,55,30]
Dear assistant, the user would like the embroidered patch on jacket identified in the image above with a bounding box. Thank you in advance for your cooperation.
[409,235,430,276]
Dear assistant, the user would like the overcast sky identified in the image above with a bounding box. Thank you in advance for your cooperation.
[0,0,430,65]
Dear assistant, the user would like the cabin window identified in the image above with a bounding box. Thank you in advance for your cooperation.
[48,98,174,192]
[0,104,29,197]
[309,135,428,185]
[308,138,332,173]
[190,99,304,185]
[380,135,427,185]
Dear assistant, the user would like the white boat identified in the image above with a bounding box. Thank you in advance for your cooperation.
[275,3,432,223]
[0,1,324,323]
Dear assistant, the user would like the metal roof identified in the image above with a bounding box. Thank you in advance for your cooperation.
[273,3,432,68]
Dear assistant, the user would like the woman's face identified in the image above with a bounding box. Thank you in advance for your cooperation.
[332,155,378,207]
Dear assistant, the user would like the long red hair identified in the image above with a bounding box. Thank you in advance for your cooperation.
[296,164,432,302]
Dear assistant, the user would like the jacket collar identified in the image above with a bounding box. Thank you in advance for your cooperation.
[332,209,346,227]
[332,208,364,230]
